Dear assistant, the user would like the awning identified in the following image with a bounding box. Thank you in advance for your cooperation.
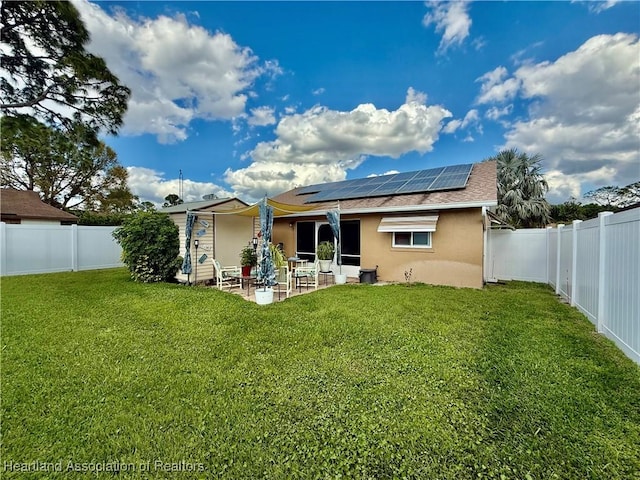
[377,215,439,233]
[209,198,320,217]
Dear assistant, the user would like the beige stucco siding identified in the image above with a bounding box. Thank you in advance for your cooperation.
[362,208,484,288]
[273,208,484,289]
[215,213,255,267]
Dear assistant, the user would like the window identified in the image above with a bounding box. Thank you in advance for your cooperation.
[295,219,361,266]
[340,220,360,266]
[392,231,432,248]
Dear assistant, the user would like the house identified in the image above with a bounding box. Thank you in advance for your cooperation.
[162,197,254,283]
[270,160,497,289]
[0,188,78,225]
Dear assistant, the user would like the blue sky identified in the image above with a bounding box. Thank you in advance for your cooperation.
[74,0,640,205]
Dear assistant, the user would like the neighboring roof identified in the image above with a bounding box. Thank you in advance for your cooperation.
[271,160,497,214]
[0,188,78,222]
[161,197,248,214]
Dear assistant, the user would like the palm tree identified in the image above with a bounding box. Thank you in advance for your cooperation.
[487,149,551,228]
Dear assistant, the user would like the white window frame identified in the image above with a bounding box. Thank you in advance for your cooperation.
[392,231,432,249]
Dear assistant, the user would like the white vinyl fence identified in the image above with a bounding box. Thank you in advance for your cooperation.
[487,209,640,365]
[0,223,123,276]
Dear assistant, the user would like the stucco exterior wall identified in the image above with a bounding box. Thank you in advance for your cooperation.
[273,208,485,289]
[215,213,255,267]
[361,208,484,289]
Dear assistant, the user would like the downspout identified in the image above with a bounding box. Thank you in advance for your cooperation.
[482,206,488,285]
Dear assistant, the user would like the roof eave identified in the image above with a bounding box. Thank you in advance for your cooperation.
[277,200,498,218]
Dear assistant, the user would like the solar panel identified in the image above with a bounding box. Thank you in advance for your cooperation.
[369,181,410,196]
[429,173,470,190]
[441,163,472,174]
[392,171,419,181]
[413,166,445,179]
[302,163,474,203]
[395,178,438,194]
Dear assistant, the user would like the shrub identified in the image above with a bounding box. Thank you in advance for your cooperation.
[112,211,180,282]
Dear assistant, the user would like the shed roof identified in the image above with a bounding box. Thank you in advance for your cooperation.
[0,189,78,222]
[271,160,497,214]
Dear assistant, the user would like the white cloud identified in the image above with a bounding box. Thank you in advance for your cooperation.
[247,106,276,127]
[582,0,620,14]
[478,33,640,200]
[545,166,618,203]
[225,88,452,200]
[485,105,513,121]
[476,66,521,104]
[367,170,400,178]
[312,88,325,96]
[73,0,278,143]
[423,1,472,54]
[127,167,233,205]
[443,109,480,134]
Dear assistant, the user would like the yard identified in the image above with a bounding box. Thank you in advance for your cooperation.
[1,269,639,479]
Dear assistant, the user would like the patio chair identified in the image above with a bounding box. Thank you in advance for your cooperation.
[293,261,318,293]
[275,265,292,300]
[212,259,241,291]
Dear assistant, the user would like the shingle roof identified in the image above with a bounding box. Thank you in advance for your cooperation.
[271,160,497,212]
[0,189,78,222]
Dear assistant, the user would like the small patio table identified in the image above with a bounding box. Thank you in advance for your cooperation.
[231,274,257,297]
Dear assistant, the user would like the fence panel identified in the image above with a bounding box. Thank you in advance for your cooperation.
[574,218,600,325]
[488,209,639,365]
[486,229,548,282]
[1,223,123,276]
[77,226,122,270]
[548,228,557,288]
[558,227,573,300]
[603,210,639,363]
[2,224,73,275]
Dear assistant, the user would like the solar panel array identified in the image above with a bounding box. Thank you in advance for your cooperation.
[299,163,474,203]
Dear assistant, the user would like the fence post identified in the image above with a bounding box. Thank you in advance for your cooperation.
[570,220,582,306]
[546,226,552,284]
[0,222,6,276]
[555,224,564,295]
[597,212,613,333]
[71,224,78,272]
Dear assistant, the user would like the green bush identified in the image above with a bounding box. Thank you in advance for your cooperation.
[112,211,181,282]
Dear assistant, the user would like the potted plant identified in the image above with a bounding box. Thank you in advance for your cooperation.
[316,241,335,273]
[240,245,257,276]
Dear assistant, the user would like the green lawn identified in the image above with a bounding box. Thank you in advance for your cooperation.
[1,269,639,479]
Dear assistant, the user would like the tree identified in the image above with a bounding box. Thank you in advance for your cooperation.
[0,0,130,135]
[163,194,183,207]
[584,182,640,208]
[136,201,157,212]
[0,114,135,210]
[550,198,613,223]
[112,211,181,283]
[487,148,551,228]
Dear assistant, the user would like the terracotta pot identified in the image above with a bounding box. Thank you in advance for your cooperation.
[242,265,252,276]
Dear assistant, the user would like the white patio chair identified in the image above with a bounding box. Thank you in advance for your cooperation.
[293,261,318,293]
[212,259,241,291]
[275,265,292,300]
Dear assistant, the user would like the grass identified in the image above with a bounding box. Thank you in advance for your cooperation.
[1,268,639,479]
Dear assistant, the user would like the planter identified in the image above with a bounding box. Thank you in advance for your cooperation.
[241,265,252,276]
[318,259,332,272]
[255,288,274,305]
[334,273,347,284]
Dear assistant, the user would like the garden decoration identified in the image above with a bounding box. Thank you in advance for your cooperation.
[181,212,196,284]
